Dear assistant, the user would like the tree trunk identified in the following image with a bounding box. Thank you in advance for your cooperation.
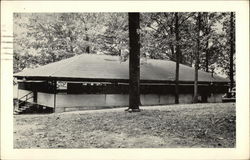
[170,45,175,61]
[205,41,209,72]
[174,12,180,104]
[230,12,235,90]
[69,30,74,53]
[204,13,210,73]
[51,52,56,62]
[193,12,201,103]
[169,24,175,61]
[70,36,74,53]
[179,50,183,64]
[85,27,90,53]
[128,13,140,111]
[118,49,122,57]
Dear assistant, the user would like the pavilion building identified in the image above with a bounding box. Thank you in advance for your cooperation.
[14,54,229,113]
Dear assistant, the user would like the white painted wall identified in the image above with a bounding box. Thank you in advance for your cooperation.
[179,94,193,104]
[141,94,160,105]
[37,92,54,107]
[13,84,18,98]
[105,94,129,106]
[159,94,175,104]
[207,93,223,103]
[56,93,106,108]
[17,89,223,113]
[55,93,212,109]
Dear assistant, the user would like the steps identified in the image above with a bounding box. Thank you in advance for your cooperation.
[14,101,53,115]
[14,91,53,115]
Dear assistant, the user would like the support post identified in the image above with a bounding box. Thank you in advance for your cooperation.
[33,90,37,103]
[33,89,38,111]
[53,80,57,113]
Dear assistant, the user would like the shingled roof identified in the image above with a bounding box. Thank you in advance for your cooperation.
[14,54,229,83]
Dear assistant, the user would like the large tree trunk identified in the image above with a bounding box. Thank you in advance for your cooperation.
[229,12,235,90]
[193,12,201,103]
[128,12,140,112]
[174,12,180,104]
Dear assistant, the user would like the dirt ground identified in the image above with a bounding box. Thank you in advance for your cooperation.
[14,103,236,148]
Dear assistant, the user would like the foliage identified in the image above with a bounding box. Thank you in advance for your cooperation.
[14,12,235,80]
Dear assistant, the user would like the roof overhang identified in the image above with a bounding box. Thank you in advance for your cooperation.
[15,75,229,85]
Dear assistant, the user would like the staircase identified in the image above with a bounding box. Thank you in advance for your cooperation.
[14,91,53,115]
[14,91,34,114]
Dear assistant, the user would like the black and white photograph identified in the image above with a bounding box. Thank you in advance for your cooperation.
[13,12,236,148]
[1,1,249,160]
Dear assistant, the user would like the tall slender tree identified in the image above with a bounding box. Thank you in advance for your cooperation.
[203,13,210,73]
[127,12,141,112]
[193,12,201,103]
[174,12,180,104]
[229,12,235,90]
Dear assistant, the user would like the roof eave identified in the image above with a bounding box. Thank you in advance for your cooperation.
[14,75,229,85]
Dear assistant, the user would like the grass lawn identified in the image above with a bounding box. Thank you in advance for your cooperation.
[14,103,236,148]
